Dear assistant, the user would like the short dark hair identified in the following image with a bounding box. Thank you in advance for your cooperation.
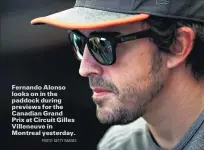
[146,16,204,80]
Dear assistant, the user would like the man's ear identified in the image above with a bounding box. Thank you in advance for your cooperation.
[167,27,195,69]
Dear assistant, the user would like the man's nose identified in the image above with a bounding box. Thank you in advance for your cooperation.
[79,45,102,77]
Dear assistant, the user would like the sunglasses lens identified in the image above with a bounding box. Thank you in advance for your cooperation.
[88,37,114,65]
[69,32,85,60]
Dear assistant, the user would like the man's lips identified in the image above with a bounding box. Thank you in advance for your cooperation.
[92,88,112,96]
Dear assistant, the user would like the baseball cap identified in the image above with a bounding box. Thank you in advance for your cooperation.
[31,0,204,30]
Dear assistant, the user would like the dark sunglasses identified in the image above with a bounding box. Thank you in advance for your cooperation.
[67,29,154,65]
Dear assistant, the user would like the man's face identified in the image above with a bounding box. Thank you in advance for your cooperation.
[78,21,168,124]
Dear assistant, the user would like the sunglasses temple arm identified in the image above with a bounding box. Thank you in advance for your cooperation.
[115,29,153,43]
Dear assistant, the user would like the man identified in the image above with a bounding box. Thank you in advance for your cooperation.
[31,0,204,149]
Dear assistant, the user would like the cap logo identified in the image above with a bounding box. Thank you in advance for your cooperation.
[156,0,170,5]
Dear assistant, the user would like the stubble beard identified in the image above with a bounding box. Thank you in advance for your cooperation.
[91,50,166,125]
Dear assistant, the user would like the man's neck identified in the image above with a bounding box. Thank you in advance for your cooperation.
[143,66,204,149]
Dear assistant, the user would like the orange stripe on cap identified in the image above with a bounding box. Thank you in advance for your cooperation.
[31,14,150,30]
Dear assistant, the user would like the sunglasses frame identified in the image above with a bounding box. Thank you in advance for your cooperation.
[67,29,155,65]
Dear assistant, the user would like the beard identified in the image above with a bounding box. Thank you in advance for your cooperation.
[89,50,166,125]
